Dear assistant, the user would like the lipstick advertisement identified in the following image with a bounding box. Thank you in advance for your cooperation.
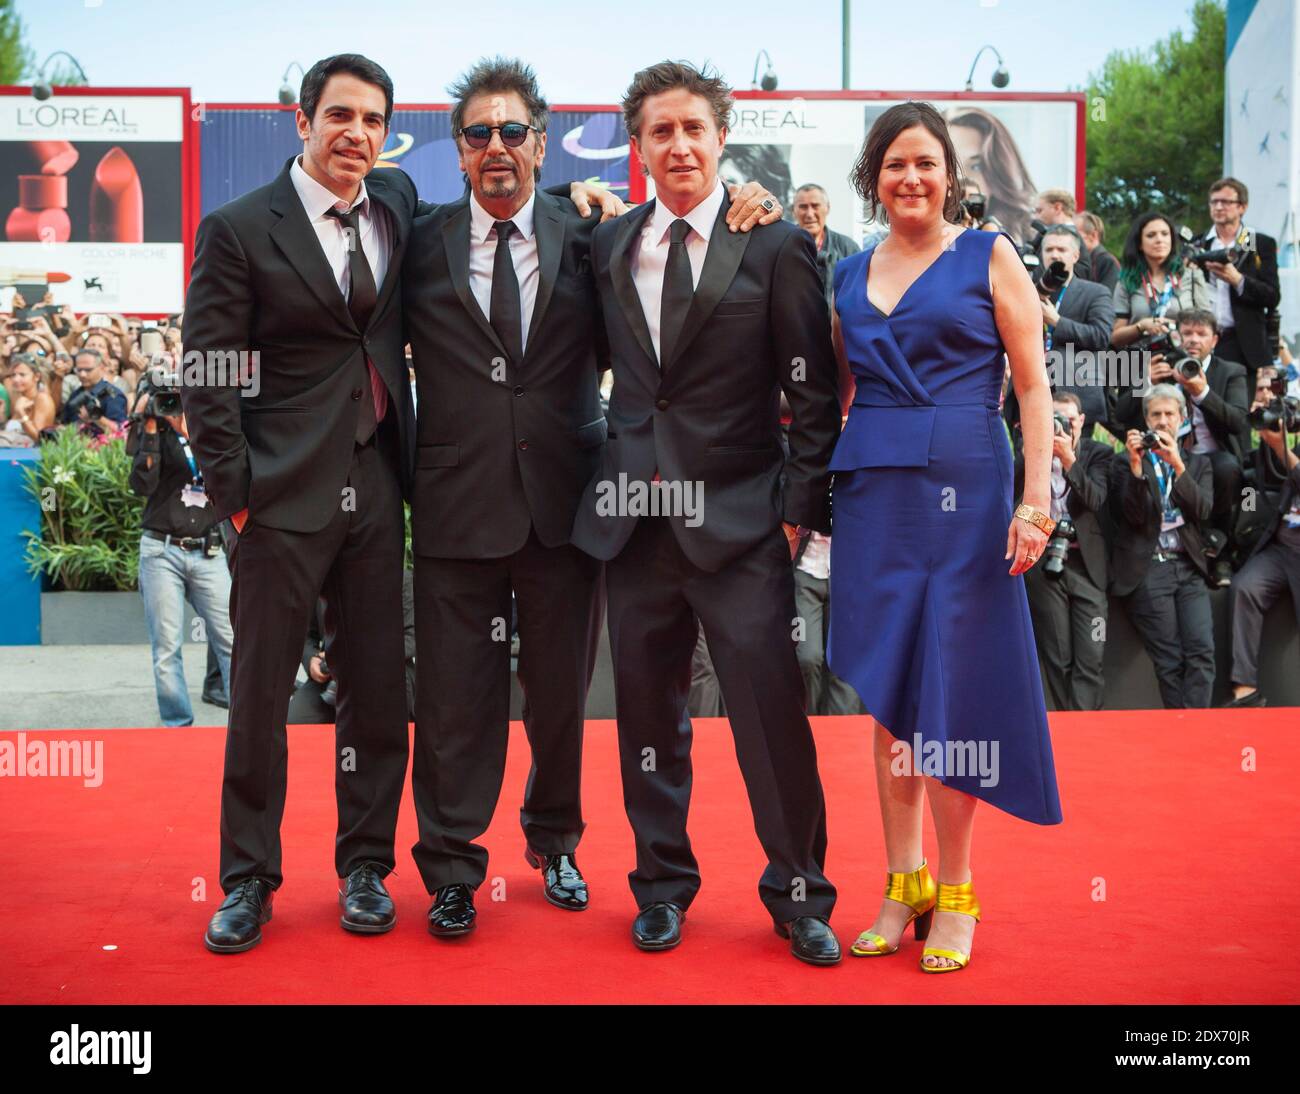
[0,92,186,313]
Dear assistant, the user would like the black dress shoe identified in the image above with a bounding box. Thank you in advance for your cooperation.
[201,690,229,709]
[427,883,476,938]
[775,916,842,966]
[1221,689,1267,708]
[525,848,589,911]
[632,902,683,951]
[339,862,396,934]
[204,878,273,954]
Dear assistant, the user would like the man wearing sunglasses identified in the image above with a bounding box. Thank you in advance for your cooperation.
[406,57,784,938]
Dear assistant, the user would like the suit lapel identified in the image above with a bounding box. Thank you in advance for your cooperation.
[608,200,658,368]
[440,202,509,359]
[367,172,407,321]
[267,159,354,331]
[664,194,750,371]
[525,190,565,355]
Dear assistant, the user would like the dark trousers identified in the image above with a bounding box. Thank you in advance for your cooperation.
[688,622,726,717]
[410,529,602,892]
[604,517,836,923]
[1125,553,1216,708]
[792,567,866,715]
[1229,540,1300,687]
[1024,549,1108,711]
[219,435,409,893]
[1201,448,1244,539]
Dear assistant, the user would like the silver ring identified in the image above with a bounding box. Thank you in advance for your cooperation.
[759,197,777,213]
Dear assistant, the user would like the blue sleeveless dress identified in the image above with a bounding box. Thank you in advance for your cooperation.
[827,229,1062,825]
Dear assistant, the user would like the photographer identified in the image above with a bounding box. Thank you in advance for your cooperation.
[1003,223,1114,440]
[1223,388,1300,707]
[1017,392,1113,711]
[1190,178,1281,387]
[127,371,233,727]
[1111,212,1210,348]
[1032,189,1094,282]
[1074,210,1120,293]
[1109,384,1216,708]
[62,348,127,434]
[958,177,1004,235]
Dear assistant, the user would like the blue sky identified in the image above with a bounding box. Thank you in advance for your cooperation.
[18,0,1201,103]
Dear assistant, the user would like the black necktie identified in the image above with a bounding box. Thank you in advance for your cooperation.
[326,205,382,443]
[490,219,523,365]
[659,218,693,368]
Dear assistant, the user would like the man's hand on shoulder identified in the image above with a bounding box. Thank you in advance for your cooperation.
[570,182,628,222]
[725,182,783,232]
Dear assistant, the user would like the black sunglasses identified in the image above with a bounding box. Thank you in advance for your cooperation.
[458,122,539,149]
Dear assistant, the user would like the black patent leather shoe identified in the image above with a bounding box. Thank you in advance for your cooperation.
[776,916,842,966]
[632,902,683,951]
[1221,689,1267,708]
[525,848,589,911]
[427,883,476,938]
[204,878,273,954]
[339,862,396,934]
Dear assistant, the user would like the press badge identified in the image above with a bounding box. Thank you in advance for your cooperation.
[181,483,209,509]
[1160,508,1185,533]
[1285,505,1300,529]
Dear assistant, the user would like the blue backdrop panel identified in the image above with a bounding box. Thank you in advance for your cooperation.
[200,107,629,214]
[0,449,42,645]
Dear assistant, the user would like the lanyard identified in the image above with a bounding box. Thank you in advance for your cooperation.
[1142,272,1177,317]
[175,432,202,486]
[1148,452,1175,510]
[1043,281,1070,352]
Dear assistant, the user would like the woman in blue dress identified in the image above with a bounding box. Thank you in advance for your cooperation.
[828,102,1062,973]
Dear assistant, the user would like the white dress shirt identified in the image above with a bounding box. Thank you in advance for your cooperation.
[1204,225,1247,334]
[468,190,539,353]
[1188,353,1220,453]
[630,179,726,365]
[289,155,392,297]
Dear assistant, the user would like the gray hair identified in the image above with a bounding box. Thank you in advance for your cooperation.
[795,183,829,203]
[1144,382,1186,416]
[1041,223,1082,254]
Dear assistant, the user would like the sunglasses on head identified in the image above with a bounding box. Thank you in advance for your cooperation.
[458,122,538,149]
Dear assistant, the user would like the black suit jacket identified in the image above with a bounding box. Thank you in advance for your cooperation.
[571,194,841,572]
[403,188,608,558]
[1004,274,1115,438]
[1015,436,1112,590]
[1200,228,1281,371]
[1108,450,1213,595]
[1108,355,1250,462]
[181,158,419,532]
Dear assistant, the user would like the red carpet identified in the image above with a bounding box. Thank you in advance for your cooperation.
[1,711,1296,1004]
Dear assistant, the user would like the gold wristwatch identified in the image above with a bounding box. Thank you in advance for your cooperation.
[1015,503,1056,536]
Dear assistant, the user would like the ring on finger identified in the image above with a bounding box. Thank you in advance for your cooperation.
[759,197,777,213]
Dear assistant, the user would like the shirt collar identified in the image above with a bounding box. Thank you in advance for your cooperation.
[469,190,536,244]
[650,179,725,247]
[290,154,370,222]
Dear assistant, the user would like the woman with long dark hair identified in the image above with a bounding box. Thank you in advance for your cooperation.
[945,106,1038,245]
[828,102,1062,974]
[1112,211,1209,346]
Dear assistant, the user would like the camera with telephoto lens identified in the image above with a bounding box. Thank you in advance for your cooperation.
[960,192,987,222]
[1182,243,1242,269]
[1042,516,1076,579]
[132,368,183,420]
[64,386,104,421]
[1249,395,1300,434]
[1039,260,1070,296]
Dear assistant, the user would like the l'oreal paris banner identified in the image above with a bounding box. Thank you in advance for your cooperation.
[0,93,186,313]
[644,96,1081,248]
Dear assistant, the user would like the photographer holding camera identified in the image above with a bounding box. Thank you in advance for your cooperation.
[1016,392,1113,710]
[1188,178,1281,388]
[1222,378,1300,707]
[1073,211,1120,293]
[1110,384,1216,708]
[1032,189,1095,282]
[1003,223,1114,441]
[62,348,127,434]
[127,367,234,727]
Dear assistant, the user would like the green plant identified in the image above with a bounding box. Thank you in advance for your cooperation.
[21,429,142,591]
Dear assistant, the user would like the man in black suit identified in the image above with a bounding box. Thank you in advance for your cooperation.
[1109,384,1215,708]
[572,62,843,965]
[405,59,784,938]
[1223,410,1300,708]
[1004,224,1114,442]
[185,54,628,954]
[1017,392,1112,711]
[1196,177,1281,386]
[1074,210,1119,293]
